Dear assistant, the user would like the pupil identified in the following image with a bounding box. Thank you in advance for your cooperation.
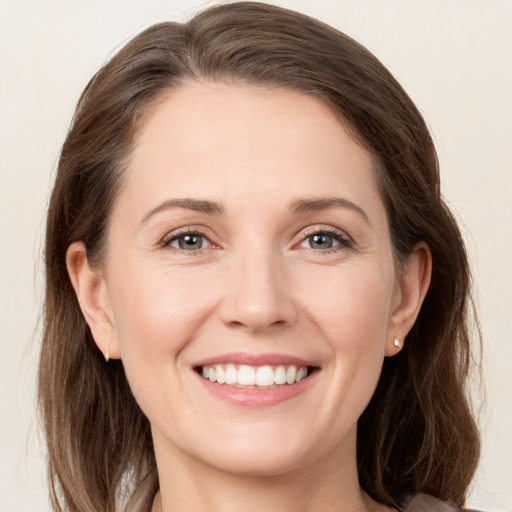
[311,234,332,249]
[179,234,202,250]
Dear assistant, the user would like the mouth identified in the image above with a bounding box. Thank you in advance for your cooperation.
[194,363,319,389]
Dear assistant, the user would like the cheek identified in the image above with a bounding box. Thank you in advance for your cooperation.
[106,267,219,422]
[108,265,217,362]
[299,262,394,410]
[300,262,395,347]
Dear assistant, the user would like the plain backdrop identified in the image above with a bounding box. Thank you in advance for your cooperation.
[1,1,511,510]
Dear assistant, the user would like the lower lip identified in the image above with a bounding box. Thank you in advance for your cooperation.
[195,371,318,407]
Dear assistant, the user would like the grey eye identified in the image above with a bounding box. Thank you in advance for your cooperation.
[169,233,208,250]
[310,234,333,249]
[301,233,340,250]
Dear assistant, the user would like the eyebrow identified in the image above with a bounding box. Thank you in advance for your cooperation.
[141,198,223,223]
[140,195,370,226]
[290,196,371,225]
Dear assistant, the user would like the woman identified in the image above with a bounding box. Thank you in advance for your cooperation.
[38,2,480,511]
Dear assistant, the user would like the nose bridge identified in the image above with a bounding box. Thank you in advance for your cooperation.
[219,238,296,332]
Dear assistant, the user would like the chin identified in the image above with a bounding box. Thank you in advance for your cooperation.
[204,445,313,478]
[184,421,342,479]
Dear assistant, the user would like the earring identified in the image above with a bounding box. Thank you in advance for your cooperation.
[103,349,110,362]
[393,338,401,349]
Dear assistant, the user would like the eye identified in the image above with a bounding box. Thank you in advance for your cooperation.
[163,230,212,251]
[299,228,352,251]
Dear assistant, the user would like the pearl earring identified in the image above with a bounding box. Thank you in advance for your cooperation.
[393,338,401,349]
[103,349,110,362]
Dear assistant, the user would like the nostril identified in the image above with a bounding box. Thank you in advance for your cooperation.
[217,266,298,332]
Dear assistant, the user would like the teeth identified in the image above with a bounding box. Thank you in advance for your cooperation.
[199,364,310,387]
[215,364,226,384]
[286,365,297,384]
[256,365,274,386]
[225,364,238,385]
[274,365,287,385]
[238,365,256,386]
[296,366,308,382]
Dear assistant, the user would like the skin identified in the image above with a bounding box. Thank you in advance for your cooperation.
[67,83,431,512]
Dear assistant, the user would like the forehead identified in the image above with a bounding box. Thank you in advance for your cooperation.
[120,82,383,221]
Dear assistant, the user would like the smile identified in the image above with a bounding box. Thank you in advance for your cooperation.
[198,364,312,388]
[193,353,320,406]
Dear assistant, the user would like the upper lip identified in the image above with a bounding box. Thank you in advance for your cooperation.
[193,352,319,368]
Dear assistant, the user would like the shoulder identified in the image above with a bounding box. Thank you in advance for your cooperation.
[401,493,485,512]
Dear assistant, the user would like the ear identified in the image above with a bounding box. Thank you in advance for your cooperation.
[386,242,432,356]
[66,241,121,360]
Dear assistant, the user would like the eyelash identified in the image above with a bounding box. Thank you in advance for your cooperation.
[160,228,217,253]
[160,226,353,253]
[298,227,353,253]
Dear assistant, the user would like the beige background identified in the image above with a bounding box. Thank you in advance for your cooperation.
[1,0,511,510]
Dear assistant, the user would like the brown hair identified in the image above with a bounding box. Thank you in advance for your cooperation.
[39,2,480,511]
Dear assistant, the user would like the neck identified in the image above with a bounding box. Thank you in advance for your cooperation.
[151,428,390,512]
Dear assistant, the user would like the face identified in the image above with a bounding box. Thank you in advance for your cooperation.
[95,83,406,476]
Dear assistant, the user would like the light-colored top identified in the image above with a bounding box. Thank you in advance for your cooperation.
[403,493,481,511]
[124,482,479,512]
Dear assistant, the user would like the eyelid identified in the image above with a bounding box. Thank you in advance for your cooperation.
[158,224,353,253]
[159,226,219,250]
[294,225,353,251]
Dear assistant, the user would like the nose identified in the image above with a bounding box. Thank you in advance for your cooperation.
[218,247,298,334]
